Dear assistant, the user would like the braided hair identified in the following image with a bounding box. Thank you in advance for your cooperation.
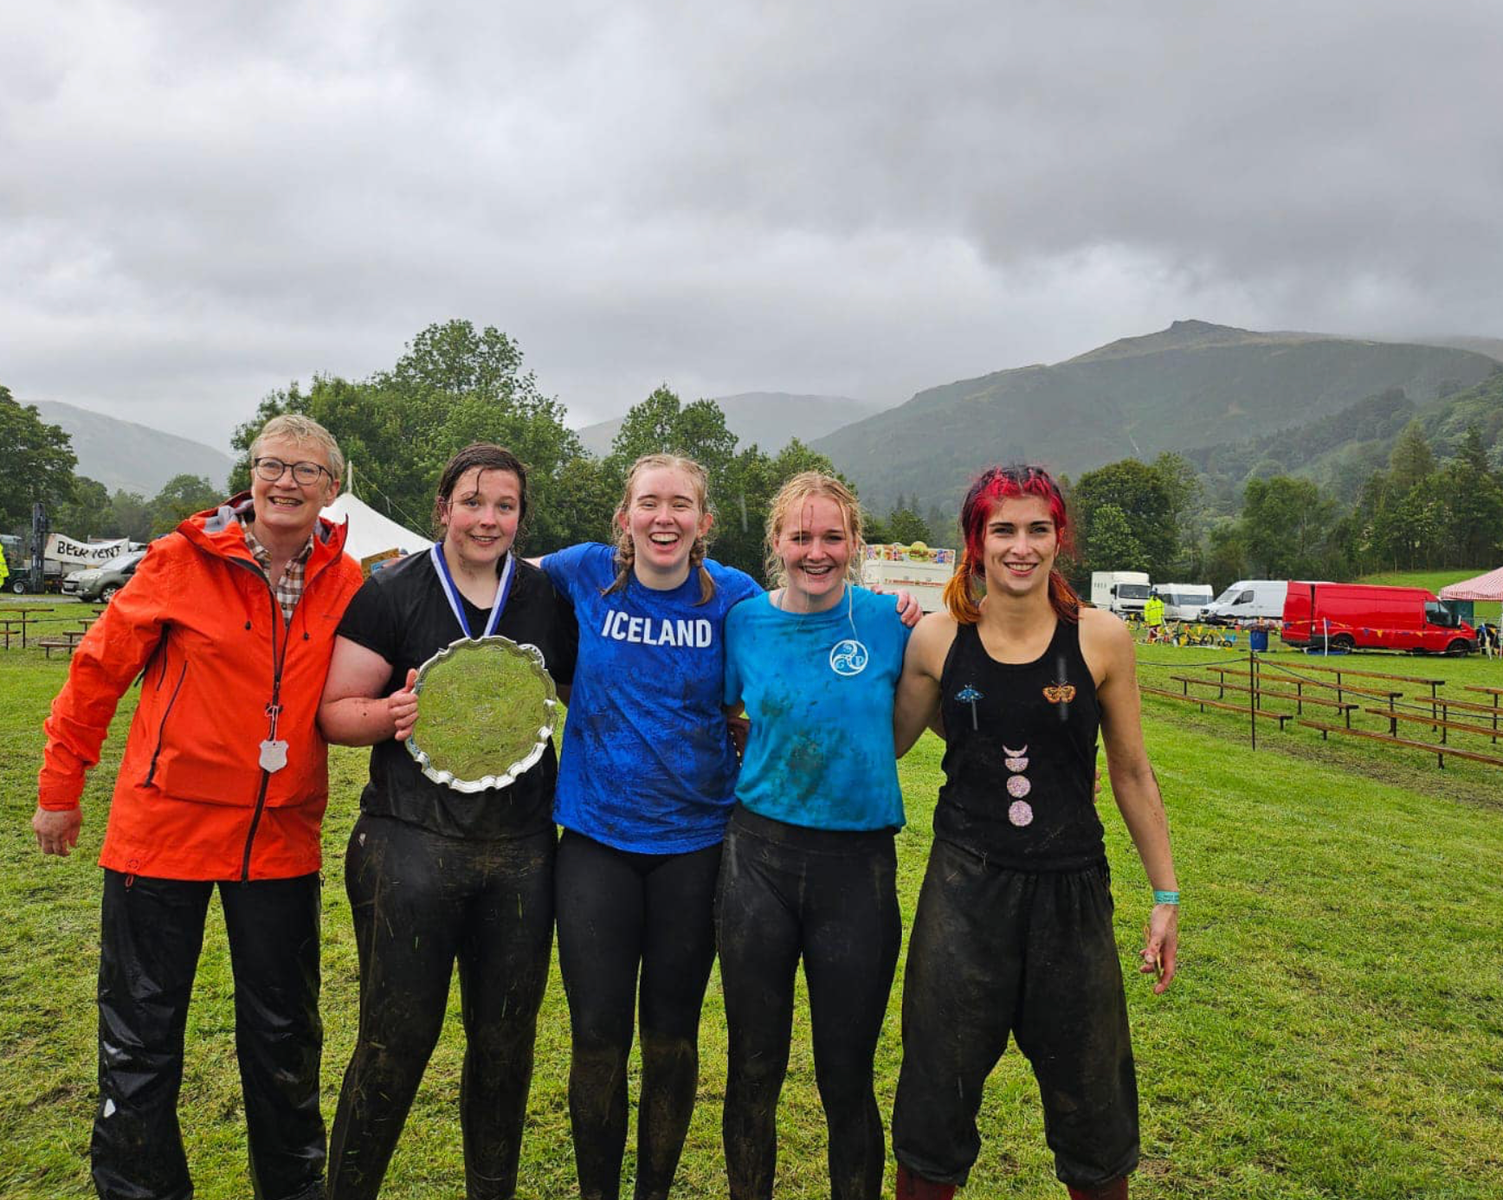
[601,453,717,605]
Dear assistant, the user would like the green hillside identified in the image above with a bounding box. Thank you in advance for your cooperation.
[813,320,1497,512]
[1185,370,1503,509]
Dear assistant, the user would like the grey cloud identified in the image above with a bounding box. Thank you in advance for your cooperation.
[2,0,1501,451]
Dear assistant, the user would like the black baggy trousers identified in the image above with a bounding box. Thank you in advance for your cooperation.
[92,869,324,1200]
[891,841,1139,1190]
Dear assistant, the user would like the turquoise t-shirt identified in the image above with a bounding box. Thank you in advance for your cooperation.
[724,585,911,831]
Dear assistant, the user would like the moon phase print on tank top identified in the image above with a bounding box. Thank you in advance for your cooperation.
[1002,743,1033,826]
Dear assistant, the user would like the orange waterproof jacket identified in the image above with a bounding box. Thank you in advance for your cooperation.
[39,497,364,881]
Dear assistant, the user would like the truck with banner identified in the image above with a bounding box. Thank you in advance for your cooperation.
[860,542,956,613]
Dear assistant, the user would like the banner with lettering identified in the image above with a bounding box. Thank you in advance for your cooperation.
[45,535,134,565]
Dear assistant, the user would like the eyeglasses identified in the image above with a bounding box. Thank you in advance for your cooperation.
[253,458,333,486]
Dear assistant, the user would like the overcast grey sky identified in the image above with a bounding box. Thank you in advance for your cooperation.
[4,0,1501,451]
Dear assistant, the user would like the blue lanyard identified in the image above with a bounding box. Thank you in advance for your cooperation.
[430,542,514,639]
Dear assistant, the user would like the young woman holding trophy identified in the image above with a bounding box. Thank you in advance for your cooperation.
[318,443,577,1200]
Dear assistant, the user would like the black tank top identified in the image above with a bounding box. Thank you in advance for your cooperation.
[934,617,1105,870]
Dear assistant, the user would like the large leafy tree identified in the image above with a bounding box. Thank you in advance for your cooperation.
[1072,458,1181,577]
[230,322,595,553]
[0,385,78,533]
[1239,475,1343,578]
[150,475,222,536]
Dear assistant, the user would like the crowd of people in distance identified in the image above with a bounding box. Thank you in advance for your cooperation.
[34,414,1179,1200]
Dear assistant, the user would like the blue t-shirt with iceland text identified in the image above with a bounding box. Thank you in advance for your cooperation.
[541,542,762,852]
[725,586,911,831]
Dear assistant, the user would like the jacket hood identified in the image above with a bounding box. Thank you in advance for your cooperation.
[175,491,349,560]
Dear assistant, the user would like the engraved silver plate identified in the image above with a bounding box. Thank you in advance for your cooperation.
[406,636,558,793]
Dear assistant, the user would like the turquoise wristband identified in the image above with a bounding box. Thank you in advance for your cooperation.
[1152,890,1180,905]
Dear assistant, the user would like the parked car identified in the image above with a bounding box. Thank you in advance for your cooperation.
[1201,580,1289,624]
[1280,582,1476,654]
[61,549,146,602]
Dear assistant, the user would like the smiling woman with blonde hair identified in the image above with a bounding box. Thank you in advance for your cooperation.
[718,470,914,1200]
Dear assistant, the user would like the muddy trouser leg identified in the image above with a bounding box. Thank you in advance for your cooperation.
[634,841,721,1200]
[93,871,211,1200]
[556,831,648,1200]
[456,827,557,1199]
[891,841,1020,1188]
[328,816,463,1200]
[803,837,900,1200]
[717,825,803,1200]
[220,872,326,1200]
[1014,867,1138,1191]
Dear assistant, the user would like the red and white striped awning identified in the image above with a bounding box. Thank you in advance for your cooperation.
[1439,566,1503,601]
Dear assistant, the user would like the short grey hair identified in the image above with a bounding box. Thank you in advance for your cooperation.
[249,414,345,483]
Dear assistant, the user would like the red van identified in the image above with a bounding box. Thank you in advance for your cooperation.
[1281,582,1476,654]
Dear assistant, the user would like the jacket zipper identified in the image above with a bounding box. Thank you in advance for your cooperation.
[231,548,339,881]
[142,660,188,787]
[232,558,286,882]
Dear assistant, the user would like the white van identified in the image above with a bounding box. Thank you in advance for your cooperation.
[1156,583,1214,622]
[1201,580,1288,624]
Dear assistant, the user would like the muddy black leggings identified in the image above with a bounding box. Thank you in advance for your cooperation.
[716,807,901,1200]
[328,815,555,1200]
[554,829,723,1200]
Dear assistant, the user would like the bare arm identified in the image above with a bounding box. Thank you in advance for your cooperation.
[1084,608,1180,993]
[893,612,952,756]
[317,636,418,746]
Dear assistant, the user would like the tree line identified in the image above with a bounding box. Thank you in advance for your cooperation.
[1065,419,1503,590]
[4,324,944,584]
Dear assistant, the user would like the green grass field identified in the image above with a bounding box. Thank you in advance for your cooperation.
[3,601,1502,1198]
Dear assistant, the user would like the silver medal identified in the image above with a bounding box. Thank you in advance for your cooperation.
[259,739,289,772]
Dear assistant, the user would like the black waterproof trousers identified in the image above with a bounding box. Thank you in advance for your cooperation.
[327,815,555,1200]
[891,840,1139,1190]
[716,808,901,1200]
[93,868,325,1200]
[554,829,722,1200]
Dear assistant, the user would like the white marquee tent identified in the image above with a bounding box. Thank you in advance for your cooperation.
[320,492,428,563]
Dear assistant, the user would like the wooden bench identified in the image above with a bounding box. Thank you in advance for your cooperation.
[1298,720,1503,769]
[1141,685,1292,727]
[1169,676,1358,724]
[37,636,79,659]
[1249,664,1405,708]
[1362,707,1503,744]
[1276,660,1447,701]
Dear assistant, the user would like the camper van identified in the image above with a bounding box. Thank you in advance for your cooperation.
[1201,580,1288,625]
[860,543,956,613]
[1089,571,1152,617]
[1281,582,1476,654]
[1156,583,1214,622]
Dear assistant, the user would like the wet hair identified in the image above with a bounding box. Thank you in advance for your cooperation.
[942,463,1080,625]
[250,414,345,484]
[763,471,864,591]
[603,453,715,605]
[431,443,530,542]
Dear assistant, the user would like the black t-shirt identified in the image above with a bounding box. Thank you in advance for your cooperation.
[336,550,578,839]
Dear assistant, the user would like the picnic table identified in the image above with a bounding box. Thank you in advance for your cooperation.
[0,606,53,650]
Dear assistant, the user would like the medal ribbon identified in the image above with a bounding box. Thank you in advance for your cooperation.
[430,542,514,639]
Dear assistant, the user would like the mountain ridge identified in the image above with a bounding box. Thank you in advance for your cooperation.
[811,321,1499,511]
[29,400,235,497]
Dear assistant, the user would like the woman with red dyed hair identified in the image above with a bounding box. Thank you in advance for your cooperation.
[888,465,1180,1200]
